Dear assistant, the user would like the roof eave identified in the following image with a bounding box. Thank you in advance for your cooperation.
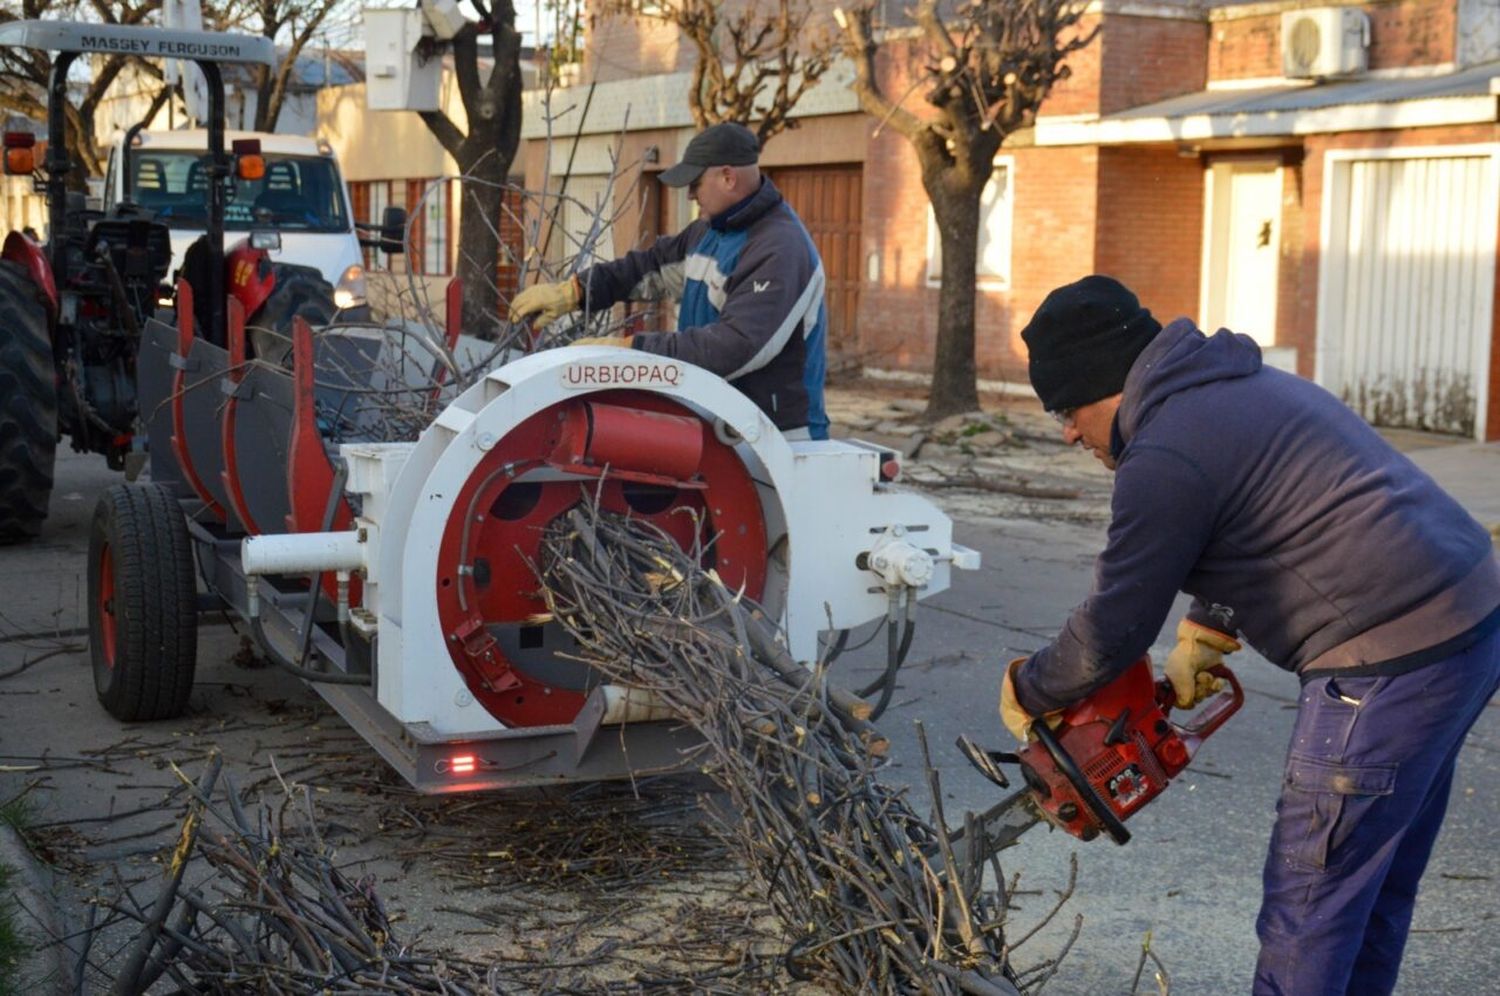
[1034,94,1499,146]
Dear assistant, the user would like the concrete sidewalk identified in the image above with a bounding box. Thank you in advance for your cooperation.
[0,823,68,995]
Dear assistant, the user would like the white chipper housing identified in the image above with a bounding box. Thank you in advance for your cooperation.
[91,297,979,792]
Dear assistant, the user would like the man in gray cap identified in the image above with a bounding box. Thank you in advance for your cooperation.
[1001,275,1500,996]
[510,122,828,439]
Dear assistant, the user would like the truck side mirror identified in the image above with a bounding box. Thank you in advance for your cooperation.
[380,206,406,255]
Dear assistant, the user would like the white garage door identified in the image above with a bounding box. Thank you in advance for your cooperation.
[1318,149,1498,438]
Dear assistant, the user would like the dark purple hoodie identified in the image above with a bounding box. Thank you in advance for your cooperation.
[1016,319,1500,713]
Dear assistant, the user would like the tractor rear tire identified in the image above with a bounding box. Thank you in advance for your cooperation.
[89,483,199,721]
[249,264,336,364]
[0,259,57,544]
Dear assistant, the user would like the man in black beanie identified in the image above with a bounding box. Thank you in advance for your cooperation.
[1001,274,1500,996]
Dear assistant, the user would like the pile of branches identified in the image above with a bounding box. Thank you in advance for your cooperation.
[535,500,1026,994]
[96,757,506,995]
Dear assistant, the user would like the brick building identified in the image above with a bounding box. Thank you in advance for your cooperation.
[536,0,1500,440]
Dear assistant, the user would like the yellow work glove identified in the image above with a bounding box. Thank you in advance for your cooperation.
[570,336,631,348]
[509,277,580,329]
[999,657,1063,742]
[1164,618,1241,708]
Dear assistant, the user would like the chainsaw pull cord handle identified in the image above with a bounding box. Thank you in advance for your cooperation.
[1030,718,1132,846]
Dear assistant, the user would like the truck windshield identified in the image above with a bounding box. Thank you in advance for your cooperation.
[127,152,350,233]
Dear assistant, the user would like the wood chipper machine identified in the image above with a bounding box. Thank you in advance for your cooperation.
[90,295,982,790]
[53,46,979,797]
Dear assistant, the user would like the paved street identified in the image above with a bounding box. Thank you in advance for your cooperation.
[1,406,1497,993]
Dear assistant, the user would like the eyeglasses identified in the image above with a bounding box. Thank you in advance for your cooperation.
[1049,407,1078,428]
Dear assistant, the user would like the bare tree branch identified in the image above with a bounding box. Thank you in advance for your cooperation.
[834,0,1097,419]
[601,0,840,145]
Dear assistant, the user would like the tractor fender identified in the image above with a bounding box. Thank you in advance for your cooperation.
[1,230,57,325]
[225,238,275,318]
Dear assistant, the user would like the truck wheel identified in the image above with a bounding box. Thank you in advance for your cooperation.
[89,483,199,721]
[249,264,336,363]
[0,259,57,544]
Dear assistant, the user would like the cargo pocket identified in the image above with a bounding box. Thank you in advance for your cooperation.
[1279,752,1396,872]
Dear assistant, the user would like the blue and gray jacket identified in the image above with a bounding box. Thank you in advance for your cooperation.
[578,178,828,438]
[1016,319,1500,713]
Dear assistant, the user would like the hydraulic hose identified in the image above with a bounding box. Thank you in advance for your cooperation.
[246,578,370,685]
[858,591,918,721]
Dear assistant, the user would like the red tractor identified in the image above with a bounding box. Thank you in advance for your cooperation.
[0,20,395,542]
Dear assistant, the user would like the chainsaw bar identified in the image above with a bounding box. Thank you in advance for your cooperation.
[923,788,1044,880]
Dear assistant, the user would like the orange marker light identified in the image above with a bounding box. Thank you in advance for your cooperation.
[3,147,34,176]
[237,153,266,181]
[450,755,476,775]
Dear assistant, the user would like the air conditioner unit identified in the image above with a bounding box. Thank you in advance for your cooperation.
[1281,8,1371,79]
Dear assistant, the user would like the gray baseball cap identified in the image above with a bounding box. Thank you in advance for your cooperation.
[658,122,760,187]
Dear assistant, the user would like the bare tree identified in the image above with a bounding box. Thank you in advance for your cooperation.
[415,0,524,338]
[204,0,347,132]
[600,0,839,145]
[837,1,1096,419]
[0,0,164,188]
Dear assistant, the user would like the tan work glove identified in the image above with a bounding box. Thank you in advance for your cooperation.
[1164,618,1240,708]
[570,335,631,348]
[999,657,1063,742]
[509,277,580,329]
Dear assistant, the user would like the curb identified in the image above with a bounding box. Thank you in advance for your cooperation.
[0,822,71,995]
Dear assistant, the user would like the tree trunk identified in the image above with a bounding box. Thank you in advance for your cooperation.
[453,169,505,338]
[417,15,522,339]
[923,172,986,420]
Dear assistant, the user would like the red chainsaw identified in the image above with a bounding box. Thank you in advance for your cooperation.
[950,658,1243,861]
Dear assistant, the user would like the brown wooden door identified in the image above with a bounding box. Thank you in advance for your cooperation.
[767,164,862,354]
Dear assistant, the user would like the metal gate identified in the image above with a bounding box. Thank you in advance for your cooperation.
[1318,148,1499,438]
[768,164,862,353]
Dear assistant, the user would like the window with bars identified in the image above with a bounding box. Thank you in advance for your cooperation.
[412,178,450,277]
[349,179,399,271]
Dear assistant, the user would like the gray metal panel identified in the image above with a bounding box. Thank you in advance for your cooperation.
[233,363,295,534]
[179,339,238,527]
[312,331,386,441]
[1323,154,1496,435]
[1111,60,1500,120]
[137,318,189,495]
[0,19,275,65]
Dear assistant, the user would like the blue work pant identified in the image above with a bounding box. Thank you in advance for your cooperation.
[1253,625,1500,995]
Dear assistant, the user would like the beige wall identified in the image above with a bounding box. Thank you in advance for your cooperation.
[316,79,459,182]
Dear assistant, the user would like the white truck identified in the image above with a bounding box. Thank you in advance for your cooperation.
[101,128,371,314]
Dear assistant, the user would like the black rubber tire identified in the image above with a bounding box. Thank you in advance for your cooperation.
[89,483,199,721]
[0,259,57,544]
[250,264,336,356]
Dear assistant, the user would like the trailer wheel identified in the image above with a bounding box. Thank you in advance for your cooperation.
[0,259,57,544]
[89,483,199,721]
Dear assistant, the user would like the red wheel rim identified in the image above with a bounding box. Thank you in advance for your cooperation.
[97,542,117,669]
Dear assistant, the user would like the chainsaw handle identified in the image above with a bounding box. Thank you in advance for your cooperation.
[1157,663,1243,758]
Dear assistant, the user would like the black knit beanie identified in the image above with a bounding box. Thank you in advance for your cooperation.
[1022,275,1162,412]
